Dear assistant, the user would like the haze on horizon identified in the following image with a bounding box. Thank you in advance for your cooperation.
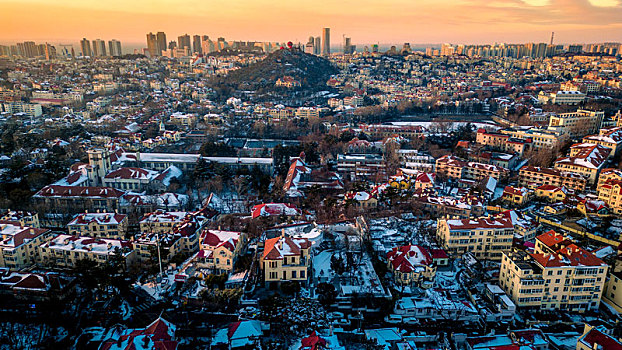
[0,0,621,46]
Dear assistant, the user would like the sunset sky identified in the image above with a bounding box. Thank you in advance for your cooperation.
[0,0,621,47]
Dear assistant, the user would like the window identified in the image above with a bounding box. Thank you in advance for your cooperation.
[292,271,297,278]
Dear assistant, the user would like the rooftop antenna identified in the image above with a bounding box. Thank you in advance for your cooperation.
[550,32,554,45]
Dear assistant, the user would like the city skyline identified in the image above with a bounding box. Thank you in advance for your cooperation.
[0,0,621,45]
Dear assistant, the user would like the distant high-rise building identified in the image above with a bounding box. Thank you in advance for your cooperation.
[178,34,191,50]
[146,33,158,57]
[201,36,214,54]
[16,41,37,58]
[305,37,315,54]
[192,35,202,54]
[343,37,352,54]
[314,36,321,55]
[217,37,227,51]
[402,43,412,54]
[80,38,92,57]
[568,44,583,53]
[93,39,106,57]
[322,28,330,55]
[372,44,379,53]
[108,39,122,57]
[156,32,167,55]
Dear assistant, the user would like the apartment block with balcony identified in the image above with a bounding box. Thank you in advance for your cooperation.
[518,165,587,191]
[499,231,608,312]
[436,217,514,261]
[0,222,52,269]
[435,155,509,182]
[37,234,136,269]
[554,143,610,185]
[67,212,128,239]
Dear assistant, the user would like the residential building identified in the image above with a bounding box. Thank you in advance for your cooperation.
[501,186,531,206]
[576,324,622,350]
[33,185,124,213]
[466,329,548,350]
[37,234,136,269]
[386,245,435,288]
[597,178,622,215]
[436,217,514,260]
[534,185,569,202]
[0,210,40,228]
[261,236,311,287]
[582,126,622,157]
[500,128,565,150]
[554,143,610,185]
[80,38,91,56]
[499,231,608,312]
[96,317,178,350]
[435,155,509,182]
[0,222,51,269]
[196,229,245,273]
[67,212,128,239]
[518,165,587,191]
[475,129,531,156]
[548,110,604,138]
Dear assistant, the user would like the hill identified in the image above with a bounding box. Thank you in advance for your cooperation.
[215,48,338,92]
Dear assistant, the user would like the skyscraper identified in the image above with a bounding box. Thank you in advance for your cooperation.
[146,32,158,57]
[314,36,321,55]
[305,37,315,54]
[178,34,191,50]
[108,39,122,57]
[93,39,106,57]
[80,38,92,57]
[322,28,330,55]
[156,32,167,55]
[192,35,202,54]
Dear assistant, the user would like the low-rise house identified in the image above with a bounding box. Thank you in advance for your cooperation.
[535,185,569,202]
[436,216,514,260]
[501,186,531,206]
[102,167,160,191]
[0,221,52,269]
[67,212,128,239]
[261,236,312,287]
[251,203,302,219]
[37,234,136,269]
[212,320,265,349]
[95,317,178,350]
[466,329,548,350]
[387,245,435,288]
[0,269,75,302]
[576,324,622,350]
[196,229,245,274]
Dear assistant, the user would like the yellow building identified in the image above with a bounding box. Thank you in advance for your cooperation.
[576,323,622,350]
[387,245,436,288]
[261,236,311,287]
[534,185,568,202]
[0,222,51,269]
[436,155,508,182]
[548,109,604,138]
[597,168,622,191]
[518,166,587,191]
[501,186,531,206]
[436,217,514,261]
[499,231,608,312]
[582,126,622,158]
[0,210,40,228]
[196,229,245,274]
[38,234,136,269]
[67,212,128,239]
[598,178,622,215]
[602,267,622,313]
[554,143,610,185]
